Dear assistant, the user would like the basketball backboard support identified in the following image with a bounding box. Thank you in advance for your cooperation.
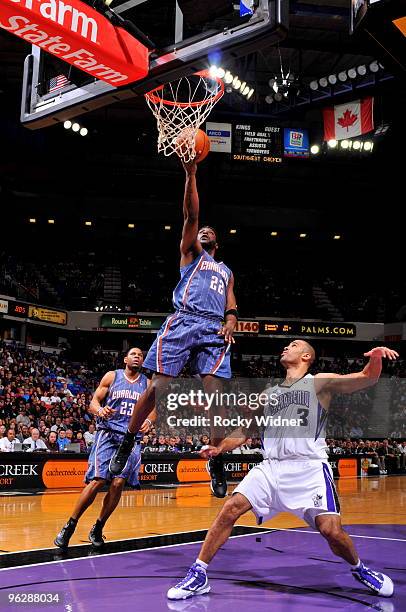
[20,0,288,128]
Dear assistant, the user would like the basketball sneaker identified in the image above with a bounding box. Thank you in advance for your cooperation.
[207,455,227,498]
[351,562,394,597]
[54,519,77,548]
[109,434,134,476]
[167,563,211,600]
[88,521,105,548]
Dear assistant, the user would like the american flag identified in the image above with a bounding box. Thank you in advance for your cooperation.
[48,74,70,93]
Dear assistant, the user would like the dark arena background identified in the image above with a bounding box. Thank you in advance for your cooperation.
[0,0,405,610]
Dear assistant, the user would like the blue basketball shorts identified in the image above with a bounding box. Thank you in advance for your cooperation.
[143,310,231,379]
[85,429,141,487]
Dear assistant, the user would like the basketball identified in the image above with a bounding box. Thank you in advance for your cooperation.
[194,129,210,162]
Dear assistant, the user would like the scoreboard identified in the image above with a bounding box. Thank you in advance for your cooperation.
[232,123,283,163]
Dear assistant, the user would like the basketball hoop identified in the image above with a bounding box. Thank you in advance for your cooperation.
[145,69,224,163]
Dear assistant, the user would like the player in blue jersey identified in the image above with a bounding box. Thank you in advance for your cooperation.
[54,347,155,549]
[110,160,238,497]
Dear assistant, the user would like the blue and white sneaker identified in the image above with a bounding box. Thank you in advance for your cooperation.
[351,562,394,597]
[167,563,211,600]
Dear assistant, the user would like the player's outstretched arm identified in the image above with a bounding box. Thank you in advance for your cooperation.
[89,371,116,419]
[180,160,202,266]
[199,427,250,458]
[315,346,399,395]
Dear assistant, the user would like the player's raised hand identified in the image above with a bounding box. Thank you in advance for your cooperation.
[139,419,152,434]
[218,321,236,344]
[364,347,399,360]
[97,406,115,419]
[199,445,220,460]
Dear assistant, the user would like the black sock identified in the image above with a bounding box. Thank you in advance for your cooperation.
[68,517,78,527]
[96,518,105,528]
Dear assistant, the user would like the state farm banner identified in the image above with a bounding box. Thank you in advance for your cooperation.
[323,97,374,141]
[0,0,149,86]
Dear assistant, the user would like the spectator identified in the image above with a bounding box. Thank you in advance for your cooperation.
[57,429,71,451]
[84,423,96,447]
[46,431,59,452]
[23,428,47,451]
[73,431,87,453]
[0,428,17,452]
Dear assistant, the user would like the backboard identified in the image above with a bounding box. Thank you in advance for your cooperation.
[20,0,288,128]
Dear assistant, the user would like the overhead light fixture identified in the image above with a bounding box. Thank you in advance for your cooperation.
[353,140,362,150]
[328,74,337,85]
[265,95,274,104]
[246,88,254,100]
[327,139,337,148]
[216,67,225,79]
[338,71,348,82]
[232,76,241,89]
[242,85,250,96]
[357,65,367,76]
[48,219,55,224]
[271,231,278,236]
[85,221,92,226]
[63,120,72,129]
[95,306,99,311]
[239,81,247,93]
[79,127,88,136]
[230,229,237,234]
[29,218,36,223]
[310,145,320,155]
[268,78,276,88]
[309,80,318,91]
[224,71,233,84]
[128,223,135,228]
[319,77,328,88]
[340,140,350,149]
[72,123,80,132]
[274,92,283,102]
[347,68,357,79]
[369,60,379,73]
[334,235,341,240]
[299,233,307,238]
[164,225,171,230]
[364,141,373,151]
[209,65,218,78]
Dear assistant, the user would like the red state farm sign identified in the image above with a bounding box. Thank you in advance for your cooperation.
[0,0,149,85]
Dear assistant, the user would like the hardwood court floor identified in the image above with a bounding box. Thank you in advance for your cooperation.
[1,476,405,554]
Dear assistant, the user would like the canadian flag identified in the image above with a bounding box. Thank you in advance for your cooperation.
[323,97,374,141]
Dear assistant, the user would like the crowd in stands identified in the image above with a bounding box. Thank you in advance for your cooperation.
[1,343,406,479]
[2,249,404,322]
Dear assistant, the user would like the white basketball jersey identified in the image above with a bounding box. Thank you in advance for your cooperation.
[262,374,328,461]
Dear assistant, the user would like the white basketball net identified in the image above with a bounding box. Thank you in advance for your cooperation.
[145,70,224,163]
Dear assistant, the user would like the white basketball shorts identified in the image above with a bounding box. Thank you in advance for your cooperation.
[234,458,340,528]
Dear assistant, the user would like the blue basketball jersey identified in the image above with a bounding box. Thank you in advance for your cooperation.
[172,250,232,319]
[97,369,148,435]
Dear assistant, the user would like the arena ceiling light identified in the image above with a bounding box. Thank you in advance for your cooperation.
[353,140,362,150]
[128,223,135,229]
[85,221,92,226]
[230,229,237,234]
[338,71,347,82]
[318,77,328,88]
[340,140,350,149]
[357,65,367,76]
[310,145,320,155]
[309,80,318,90]
[211,66,254,100]
[48,219,55,224]
[80,128,88,137]
[271,231,278,236]
[299,233,307,238]
[327,139,338,148]
[63,120,72,129]
[369,61,379,73]
[334,235,341,240]
[364,141,373,151]
[29,218,36,223]
[165,225,171,230]
[347,68,357,79]
[328,74,337,85]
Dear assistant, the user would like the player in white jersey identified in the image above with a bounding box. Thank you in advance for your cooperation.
[168,340,398,600]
